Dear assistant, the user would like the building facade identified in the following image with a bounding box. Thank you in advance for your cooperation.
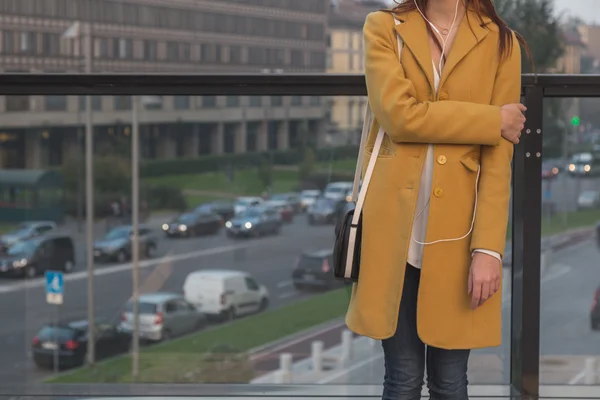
[0,0,329,169]
[326,0,384,145]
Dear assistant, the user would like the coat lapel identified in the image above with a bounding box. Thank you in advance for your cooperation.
[394,10,493,92]
[438,10,491,89]
[394,11,435,93]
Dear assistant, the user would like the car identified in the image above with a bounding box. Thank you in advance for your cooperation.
[93,225,157,263]
[591,286,600,331]
[300,190,321,212]
[0,221,57,253]
[0,234,75,278]
[234,196,264,215]
[118,292,206,342]
[541,161,560,180]
[267,193,302,213]
[263,200,294,223]
[323,182,353,202]
[225,206,282,238]
[162,212,222,237]
[31,319,130,370]
[577,190,600,210]
[194,200,235,221]
[291,249,340,290]
[307,197,337,225]
[183,269,269,321]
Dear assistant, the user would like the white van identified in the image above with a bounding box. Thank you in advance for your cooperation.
[323,182,353,202]
[183,269,270,320]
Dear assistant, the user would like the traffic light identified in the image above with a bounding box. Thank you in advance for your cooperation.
[571,116,581,127]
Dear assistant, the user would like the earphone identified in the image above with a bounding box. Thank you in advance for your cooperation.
[411,165,480,246]
[413,0,461,74]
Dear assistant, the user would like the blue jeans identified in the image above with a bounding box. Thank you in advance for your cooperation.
[382,264,470,400]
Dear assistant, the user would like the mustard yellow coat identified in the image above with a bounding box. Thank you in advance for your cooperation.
[345,9,521,349]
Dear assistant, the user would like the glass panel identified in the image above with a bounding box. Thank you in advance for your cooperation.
[540,96,600,385]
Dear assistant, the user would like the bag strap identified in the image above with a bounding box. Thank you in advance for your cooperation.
[350,18,403,225]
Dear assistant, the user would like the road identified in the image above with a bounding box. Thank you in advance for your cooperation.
[544,174,600,211]
[307,239,600,385]
[0,215,336,384]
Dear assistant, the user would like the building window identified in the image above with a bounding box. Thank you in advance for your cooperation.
[180,43,191,61]
[249,96,262,107]
[200,43,214,63]
[45,96,67,111]
[226,96,239,107]
[201,96,216,108]
[271,96,283,107]
[166,41,179,61]
[310,96,320,106]
[5,96,29,111]
[291,50,304,67]
[2,31,14,54]
[143,40,157,60]
[229,45,242,64]
[114,96,132,110]
[174,96,190,110]
[19,32,36,55]
[309,51,326,69]
[79,96,102,111]
[291,96,303,106]
[42,33,59,56]
[98,38,109,58]
[114,38,133,59]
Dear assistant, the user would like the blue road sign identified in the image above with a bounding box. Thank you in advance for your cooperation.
[45,271,64,305]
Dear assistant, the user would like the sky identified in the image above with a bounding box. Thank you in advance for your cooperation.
[553,0,600,24]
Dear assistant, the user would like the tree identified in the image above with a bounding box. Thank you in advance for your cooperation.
[256,158,273,192]
[299,147,317,181]
[496,0,565,158]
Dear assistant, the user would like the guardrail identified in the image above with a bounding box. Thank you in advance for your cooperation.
[0,73,599,399]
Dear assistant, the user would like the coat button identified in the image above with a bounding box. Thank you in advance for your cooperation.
[437,155,447,165]
[433,187,444,198]
[439,92,449,100]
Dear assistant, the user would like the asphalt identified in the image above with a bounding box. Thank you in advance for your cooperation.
[0,215,336,384]
[306,239,600,385]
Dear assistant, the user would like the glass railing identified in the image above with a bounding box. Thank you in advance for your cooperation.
[0,73,598,399]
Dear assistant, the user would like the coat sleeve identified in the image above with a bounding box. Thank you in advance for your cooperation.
[364,12,504,146]
[469,32,521,257]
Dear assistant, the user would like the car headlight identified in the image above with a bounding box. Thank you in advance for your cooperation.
[178,225,187,232]
[569,164,576,172]
[244,222,252,229]
[162,223,169,231]
[585,164,591,172]
[225,221,232,228]
[12,258,27,268]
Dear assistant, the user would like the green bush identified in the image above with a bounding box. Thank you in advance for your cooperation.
[141,184,187,212]
[299,148,317,181]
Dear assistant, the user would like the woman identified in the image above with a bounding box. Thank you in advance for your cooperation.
[345,0,529,399]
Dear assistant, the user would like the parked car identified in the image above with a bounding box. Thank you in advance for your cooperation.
[300,190,321,212]
[591,285,600,331]
[118,292,206,342]
[93,225,157,263]
[194,200,235,221]
[183,269,269,321]
[577,190,600,210]
[307,198,338,225]
[225,207,282,238]
[234,196,264,215]
[0,234,75,278]
[267,193,302,213]
[162,212,222,238]
[291,249,339,290]
[0,221,57,253]
[32,319,130,369]
[264,201,294,223]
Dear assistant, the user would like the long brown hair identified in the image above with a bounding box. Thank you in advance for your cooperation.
[386,0,532,66]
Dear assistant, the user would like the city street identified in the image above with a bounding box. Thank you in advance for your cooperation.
[0,216,336,384]
[544,174,600,212]
[305,239,600,385]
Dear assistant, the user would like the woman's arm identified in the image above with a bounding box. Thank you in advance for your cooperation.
[469,32,521,258]
[364,11,503,145]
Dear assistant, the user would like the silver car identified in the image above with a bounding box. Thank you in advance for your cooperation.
[118,292,206,342]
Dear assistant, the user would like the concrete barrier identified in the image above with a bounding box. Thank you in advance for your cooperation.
[583,357,597,385]
[275,353,293,383]
[340,329,353,367]
[311,340,324,373]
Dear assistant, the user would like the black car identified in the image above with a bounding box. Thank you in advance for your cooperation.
[591,286,600,331]
[195,200,235,222]
[225,207,281,238]
[162,212,222,238]
[93,225,157,263]
[307,198,337,225]
[0,235,75,278]
[32,319,131,370]
[291,249,340,290]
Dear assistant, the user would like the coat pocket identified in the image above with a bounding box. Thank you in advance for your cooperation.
[365,145,396,158]
[460,155,480,173]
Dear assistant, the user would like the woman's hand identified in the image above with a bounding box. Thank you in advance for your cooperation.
[468,252,502,309]
[500,103,527,144]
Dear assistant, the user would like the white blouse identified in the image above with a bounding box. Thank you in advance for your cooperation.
[406,62,501,269]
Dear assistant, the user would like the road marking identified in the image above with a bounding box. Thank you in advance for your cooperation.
[277,280,293,288]
[502,263,572,309]
[569,369,586,385]
[316,352,384,384]
[0,243,251,295]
